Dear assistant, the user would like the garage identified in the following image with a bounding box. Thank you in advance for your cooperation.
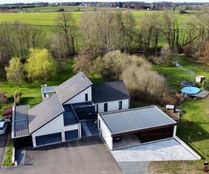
[65,130,79,141]
[35,132,62,146]
[98,106,177,150]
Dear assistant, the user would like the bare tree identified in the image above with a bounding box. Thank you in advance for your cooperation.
[161,11,179,52]
[80,10,136,58]
[140,13,161,55]
[54,12,77,56]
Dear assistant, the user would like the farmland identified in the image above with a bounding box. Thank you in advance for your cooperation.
[0,10,193,27]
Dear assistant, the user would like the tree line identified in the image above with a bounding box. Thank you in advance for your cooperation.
[2,10,209,82]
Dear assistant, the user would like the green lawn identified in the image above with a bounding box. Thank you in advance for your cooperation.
[2,135,13,166]
[149,56,209,173]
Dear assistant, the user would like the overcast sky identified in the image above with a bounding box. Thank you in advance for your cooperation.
[1,0,209,5]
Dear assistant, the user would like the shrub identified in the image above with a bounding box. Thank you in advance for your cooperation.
[5,57,24,84]
[94,50,151,81]
[93,50,126,81]
[0,92,7,103]
[121,65,167,102]
[94,50,168,102]
[202,78,209,91]
[159,46,174,65]
[13,91,22,104]
[25,48,58,82]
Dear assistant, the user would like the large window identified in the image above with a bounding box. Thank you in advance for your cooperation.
[63,112,78,126]
[119,101,122,110]
[65,130,78,141]
[85,93,88,101]
[104,103,108,112]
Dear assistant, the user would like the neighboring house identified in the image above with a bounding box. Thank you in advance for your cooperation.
[12,72,131,148]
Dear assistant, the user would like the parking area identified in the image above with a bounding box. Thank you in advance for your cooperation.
[1,137,122,174]
[0,133,8,165]
[111,137,201,162]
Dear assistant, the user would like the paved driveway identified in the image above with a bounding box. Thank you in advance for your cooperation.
[111,137,200,162]
[1,137,122,174]
[0,133,8,165]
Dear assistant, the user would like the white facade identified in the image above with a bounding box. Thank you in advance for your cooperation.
[96,99,129,113]
[64,86,92,104]
[98,114,113,150]
[32,113,81,147]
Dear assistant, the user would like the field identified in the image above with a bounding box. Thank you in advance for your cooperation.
[0,10,194,27]
[22,5,96,13]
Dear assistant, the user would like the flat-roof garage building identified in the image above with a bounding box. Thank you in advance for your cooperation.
[98,106,177,150]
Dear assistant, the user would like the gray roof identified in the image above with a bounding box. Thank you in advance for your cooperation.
[28,94,64,134]
[100,106,177,135]
[13,105,30,138]
[56,72,92,104]
[92,81,130,103]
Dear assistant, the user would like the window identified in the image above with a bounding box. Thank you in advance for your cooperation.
[65,130,78,141]
[104,103,108,112]
[85,93,88,101]
[119,101,122,110]
[98,120,100,129]
[95,104,98,112]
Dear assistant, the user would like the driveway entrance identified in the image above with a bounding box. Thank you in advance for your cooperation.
[1,137,122,174]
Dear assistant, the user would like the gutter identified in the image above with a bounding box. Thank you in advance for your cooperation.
[11,104,16,139]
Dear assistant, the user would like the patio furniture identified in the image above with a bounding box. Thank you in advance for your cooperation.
[180,80,196,87]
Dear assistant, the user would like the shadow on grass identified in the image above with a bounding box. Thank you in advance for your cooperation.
[178,120,209,142]
[177,120,209,158]
[20,97,41,106]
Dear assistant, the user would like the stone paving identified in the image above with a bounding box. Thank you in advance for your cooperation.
[111,137,200,162]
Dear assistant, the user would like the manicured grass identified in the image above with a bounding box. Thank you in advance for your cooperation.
[2,136,13,166]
